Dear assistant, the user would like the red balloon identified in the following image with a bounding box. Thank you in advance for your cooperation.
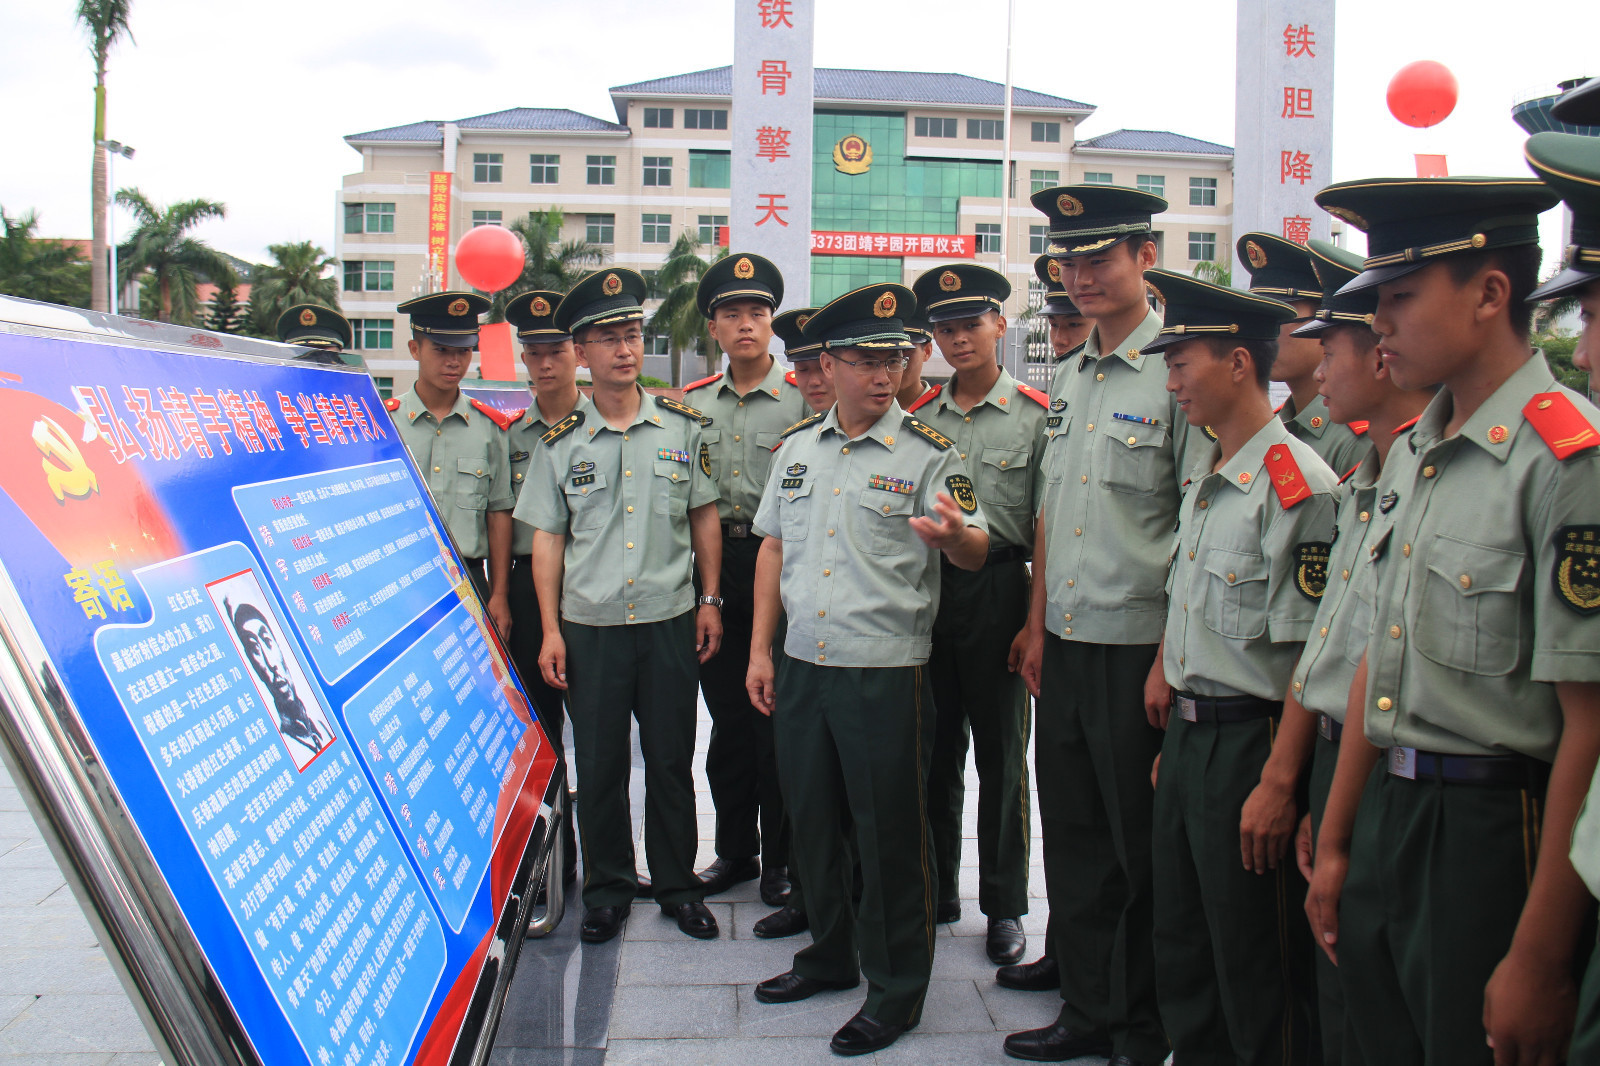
[454,225,525,293]
[1387,60,1459,129]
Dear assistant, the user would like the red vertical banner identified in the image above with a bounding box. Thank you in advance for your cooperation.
[428,171,452,291]
[476,322,516,381]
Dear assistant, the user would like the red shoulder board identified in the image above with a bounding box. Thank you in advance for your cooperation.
[1337,461,1362,486]
[1348,420,1370,435]
[1015,382,1050,408]
[906,383,942,413]
[469,399,516,431]
[1273,401,1286,415]
[683,372,723,392]
[506,407,529,424]
[384,397,402,412]
[784,370,797,386]
[1263,445,1314,509]
[1392,415,1421,436]
[1523,392,1600,459]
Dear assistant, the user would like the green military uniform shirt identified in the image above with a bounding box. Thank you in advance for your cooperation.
[1289,442,1383,720]
[1281,393,1369,480]
[1041,308,1200,642]
[1361,356,1600,763]
[506,400,554,557]
[912,368,1046,550]
[1163,418,1338,699]
[390,386,514,560]
[516,387,717,626]
[753,402,988,668]
[683,359,807,524]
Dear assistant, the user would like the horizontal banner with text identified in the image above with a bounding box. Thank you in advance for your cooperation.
[810,231,975,258]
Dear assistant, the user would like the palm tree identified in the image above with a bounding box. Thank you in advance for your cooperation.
[115,188,232,324]
[483,208,607,319]
[0,207,92,308]
[1191,260,1232,288]
[77,0,133,313]
[649,231,726,384]
[248,240,338,336]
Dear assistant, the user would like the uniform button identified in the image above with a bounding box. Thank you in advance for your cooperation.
[1066,578,1074,587]
[1074,527,1082,536]
[841,446,850,455]
[515,473,523,481]
[960,452,967,460]
[476,468,482,475]
[818,610,826,617]
[999,459,1008,467]
[1064,627,1072,634]
[1081,475,1088,483]
[1422,465,1436,478]
[1096,372,1105,381]
[827,529,835,537]
[732,469,739,476]
[1064,613,1072,621]
[436,430,441,436]
[1342,568,1350,580]
[1293,680,1303,693]
[626,542,634,549]
[627,505,634,512]
[1360,511,1370,522]
[1226,572,1236,582]
[734,436,741,443]
[1198,499,1209,509]
[1402,543,1411,557]
[738,401,744,407]
[628,614,635,621]
[1389,625,1402,638]
[733,504,741,511]
[1086,423,1095,432]
[882,505,891,514]
[581,487,589,495]
[628,603,635,609]
[1377,697,1393,711]
[1179,656,1184,666]
[1127,436,1137,445]
[627,578,634,585]
[1320,626,1328,637]
[625,469,632,477]
[834,488,841,495]
[672,473,679,481]
[623,434,629,441]
[433,465,441,472]
[818,641,825,649]
[964,416,972,423]
[818,654,825,662]
[1188,550,1195,560]
[1459,574,1472,589]
[823,569,831,576]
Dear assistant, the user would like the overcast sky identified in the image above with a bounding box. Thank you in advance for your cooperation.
[2,0,1592,266]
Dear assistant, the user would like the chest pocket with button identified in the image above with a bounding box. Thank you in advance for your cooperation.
[1201,547,1268,640]
[563,472,609,530]
[853,488,915,556]
[1098,420,1170,496]
[751,432,783,484]
[778,478,813,541]
[1414,534,1524,676]
[653,459,690,515]
[1043,414,1072,484]
[455,456,491,511]
[1341,576,1375,667]
[978,447,1030,508]
[699,428,723,480]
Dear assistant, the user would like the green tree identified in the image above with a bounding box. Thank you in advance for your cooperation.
[0,207,92,308]
[247,240,338,337]
[1191,260,1232,288]
[483,208,607,319]
[205,275,243,334]
[649,231,726,385]
[115,188,232,324]
[77,0,133,313]
[1535,330,1590,393]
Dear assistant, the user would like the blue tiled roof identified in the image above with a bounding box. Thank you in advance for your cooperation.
[1075,129,1232,156]
[346,108,627,143]
[608,66,1093,113]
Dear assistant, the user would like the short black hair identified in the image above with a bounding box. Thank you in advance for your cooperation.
[1329,322,1381,352]
[1123,234,1156,259]
[1206,336,1278,389]
[1444,245,1541,337]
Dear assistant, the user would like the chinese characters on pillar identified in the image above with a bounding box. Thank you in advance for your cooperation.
[757,60,792,95]
[758,0,793,28]
[427,171,451,290]
[1278,23,1317,190]
[1282,215,1313,245]
[755,194,790,227]
[755,127,792,161]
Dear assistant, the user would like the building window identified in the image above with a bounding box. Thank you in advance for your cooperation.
[344,202,395,234]
[975,223,1002,254]
[1029,225,1047,255]
[643,107,673,128]
[1137,174,1165,198]
[1190,176,1218,206]
[643,156,672,187]
[473,153,502,183]
[471,210,502,227]
[343,260,394,293]
[586,155,616,185]
[586,214,615,244]
[1030,169,1059,194]
[914,116,957,138]
[529,154,559,184]
[967,118,1003,141]
[1188,232,1217,261]
[697,214,728,246]
[353,319,394,350]
[1031,121,1061,143]
[371,375,394,399]
[643,333,670,357]
[641,213,672,243]
[1083,171,1113,184]
[684,108,728,130]
[689,150,731,189]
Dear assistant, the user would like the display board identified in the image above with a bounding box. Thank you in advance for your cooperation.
[0,318,559,1066]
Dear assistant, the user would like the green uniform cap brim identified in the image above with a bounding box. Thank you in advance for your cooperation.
[1552,78,1600,127]
[786,343,824,361]
[1291,309,1377,337]
[282,329,346,350]
[517,328,573,342]
[824,330,914,350]
[1525,132,1600,301]
[697,253,784,317]
[1237,232,1324,302]
[801,283,917,350]
[920,296,1004,323]
[1046,228,1148,258]
[555,269,650,335]
[1040,297,1084,318]
[1140,268,1297,355]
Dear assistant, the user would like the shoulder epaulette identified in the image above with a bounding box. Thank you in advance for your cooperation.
[1337,461,1362,486]
[683,372,722,393]
[1523,392,1600,459]
[904,415,954,450]
[1348,420,1370,436]
[540,409,585,445]
[781,411,826,438]
[906,384,942,414]
[384,397,402,412]
[1015,382,1049,408]
[469,399,516,431]
[784,370,797,386]
[1273,401,1286,415]
[1392,415,1421,436]
[1263,444,1314,509]
[1201,424,1219,442]
[1059,341,1087,363]
[506,407,529,424]
[655,394,707,422]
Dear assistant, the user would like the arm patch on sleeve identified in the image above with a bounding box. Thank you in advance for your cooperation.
[1295,542,1330,602]
[1554,525,1600,615]
[946,474,978,514]
[699,441,713,477]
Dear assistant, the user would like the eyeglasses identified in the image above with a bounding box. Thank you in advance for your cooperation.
[830,353,910,375]
[584,331,644,350]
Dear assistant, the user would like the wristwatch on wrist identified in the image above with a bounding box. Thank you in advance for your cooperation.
[697,595,724,608]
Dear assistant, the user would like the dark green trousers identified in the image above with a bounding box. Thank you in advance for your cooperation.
[774,657,936,1026]
[509,557,577,881]
[564,612,703,910]
[927,558,1031,918]
[1339,763,1553,1066]
[1153,713,1317,1066]
[1037,638,1167,1061]
[1307,732,1346,1066]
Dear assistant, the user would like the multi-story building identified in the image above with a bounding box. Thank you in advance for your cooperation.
[338,66,1234,394]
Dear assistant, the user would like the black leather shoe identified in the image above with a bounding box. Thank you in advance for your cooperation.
[753,970,858,1004]
[752,904,808,939]
[696,856,760,895]
[664,900,719,939]
[759,865,792,906]
[830,1010,914,1055]
[578,904,629,943]
[1002,1021,1112,1062]
[996,955,1059,992]
[936,899,961,924]
[986,917,1026,964]
[1108,1056,1166,1066]
[633,876,653,899]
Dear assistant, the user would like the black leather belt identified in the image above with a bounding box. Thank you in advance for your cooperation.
[1318,713,1343,743]
[722,522,759,539]
[1172,692,1283,724]
[1386,747,1549,788]
[513,554,532,566]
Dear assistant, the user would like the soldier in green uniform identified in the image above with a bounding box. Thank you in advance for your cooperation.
[1142,269,1335,1066]
[908,263,1046,965]
[276,303,352,355]
[681,254,808,904]
[775,307,833,414]
[1305,176,1600,1066]
[502,289,580,889]
[386,291,514,635]
[1035,254,1092,368]
[517,269,725,944]
[1009,186,1191,1064]
[897,312,936,409]
[1238,232,1370,479]
[746,283,991,1056]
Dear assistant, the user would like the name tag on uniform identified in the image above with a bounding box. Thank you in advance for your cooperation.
[658,448,690,463]
[571,473,596,487]
[1388,746,1417,780]
[868,474,915,495]
[1046,415,1063,429]
[780,478,804,489]
[1175,695,1198,722]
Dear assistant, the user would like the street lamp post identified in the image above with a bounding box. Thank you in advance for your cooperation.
[97,140,135,316]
